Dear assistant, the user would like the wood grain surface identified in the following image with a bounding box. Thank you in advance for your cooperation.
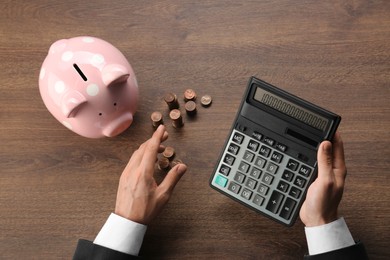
[0,0,389,259]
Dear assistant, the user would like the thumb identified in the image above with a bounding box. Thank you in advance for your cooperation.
[158,163,187,195]
[317,141,333,180]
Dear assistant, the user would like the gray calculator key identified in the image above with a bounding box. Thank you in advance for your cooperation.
[255,157,266,168]
[253,194,265,206]
[234,172,246,184]
[232,132,244,144]
[266,162,278,175]
[262,173,273,185]
[271,152,283,163]
[228,182,241,194]
[258,184,269,196]
[259,146,271,157]
[238,161,250,173]
[287,159,299,171]
[280,198,296,220]
[282,170,294,182]
[266,191,284,214]
[249,167,262,179]
[299,165,312,177]
[247,139,260,152]
[289,186,301,199]
[294,176,306,188]
[219,164,231,176]
[241,189,253,200]
[223,154,235,166]
[245,178,258,190]
[227,143,240,155]
[243,151,255,162]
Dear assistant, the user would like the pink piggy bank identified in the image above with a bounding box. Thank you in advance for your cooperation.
[39,36,138,138]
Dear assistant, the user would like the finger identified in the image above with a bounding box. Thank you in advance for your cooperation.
[158,163,187,195]
[332,132,347,181]
[125,126,167,171]
[316,140,333,180]
[141,125,167,172]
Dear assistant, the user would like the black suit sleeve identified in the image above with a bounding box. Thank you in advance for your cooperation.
[73,239,139,260]
[304,242,368,260]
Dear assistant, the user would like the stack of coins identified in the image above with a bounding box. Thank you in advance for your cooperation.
[169,109,184,128]
[158,157,170,170]
[201,95,212,107]
[185,100,197,116]
[184,89,197,102]
[150,111,163,128]
[162,146,175,160]
[164,93,179,110]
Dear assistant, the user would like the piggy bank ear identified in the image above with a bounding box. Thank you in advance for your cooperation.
[102,64,129,86]
[49,39,68,54]
[61,91,87,118]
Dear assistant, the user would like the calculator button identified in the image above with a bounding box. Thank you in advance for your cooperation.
[255,157,266,168]
[241,189,253,200]
[250,167,262,179]
[277,181,290,193]
[266,162,278,175]
[243,151,255,163]
[245,178,258,190]
[247,140,260,152]
[282,170,294,182]
[227,143,240,155]
[228,182,241,194]
[223,154,235,166]
[289,187,301,199]
[287,159,299,171]
[215,175,228,188]
[280,198,296,220]
[266,191,284,214]
[219,165,231,176]
[294,176,306,188]
[270,152,283,163]
[253,194,265,206]
[234,172,246,184]
[259,146,271,157]
[275,143,287,152]
[238,162,250,173]
[232,132,244,144]
[252,131,263,141]
[299,165,312,177]
[262,173,274,185]
[258,184,269,196]
[263,137,275,146]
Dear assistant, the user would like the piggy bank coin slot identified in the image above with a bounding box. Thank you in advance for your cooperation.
[73,63,88,81]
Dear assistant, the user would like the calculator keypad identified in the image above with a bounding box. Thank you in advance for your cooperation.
[212,129,313,225]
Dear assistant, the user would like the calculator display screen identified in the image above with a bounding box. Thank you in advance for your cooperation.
[254,88,329,131]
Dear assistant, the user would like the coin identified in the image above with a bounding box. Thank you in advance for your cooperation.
[151,111,163,128]
[164,93,179,110]
[184,89,197,102]
[163,146,175,160]
[201,95,212,107]
[158,157,170,170]
[169,109,184,128]
[185,100,197,116]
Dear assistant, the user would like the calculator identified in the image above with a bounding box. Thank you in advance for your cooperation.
[210,77,341,226]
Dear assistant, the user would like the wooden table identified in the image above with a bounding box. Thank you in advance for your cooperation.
[1,1,389,259]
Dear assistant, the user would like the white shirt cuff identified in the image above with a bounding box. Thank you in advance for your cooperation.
[93,213,147,256]
[304,217,355,255]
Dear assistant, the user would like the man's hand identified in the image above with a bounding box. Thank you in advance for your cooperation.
[300,132,347,227]
[114,125,187,225]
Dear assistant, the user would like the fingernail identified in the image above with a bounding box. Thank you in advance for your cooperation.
[177,164,187,174]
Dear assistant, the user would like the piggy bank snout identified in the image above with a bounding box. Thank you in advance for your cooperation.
[102,112,133,137]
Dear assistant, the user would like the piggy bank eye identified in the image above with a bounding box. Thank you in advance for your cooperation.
[99,113,103,116]
[114,102,117,106]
